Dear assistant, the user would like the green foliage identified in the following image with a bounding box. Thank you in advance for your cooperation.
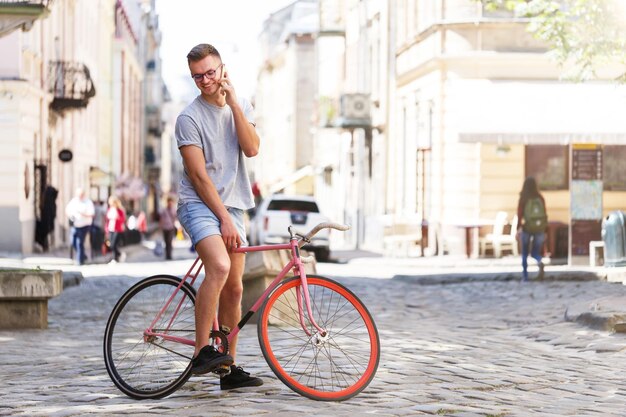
[477,0,626,81]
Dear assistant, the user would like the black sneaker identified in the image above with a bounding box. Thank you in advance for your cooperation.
[190,345,233,375]
[220,365,264,390]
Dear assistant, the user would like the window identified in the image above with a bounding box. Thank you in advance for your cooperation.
[525,145,569,190]
[267,200,320,213]
[603,145,626,191]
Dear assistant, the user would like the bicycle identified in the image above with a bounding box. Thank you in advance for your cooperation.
[103,222,380,401]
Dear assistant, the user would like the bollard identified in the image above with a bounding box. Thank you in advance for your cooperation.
[602,211,626,267]
[242,250,316,324]
[0,269,63,329]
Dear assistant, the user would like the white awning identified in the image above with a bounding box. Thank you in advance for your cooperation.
[447,80,626,144]
[459,132,626,144]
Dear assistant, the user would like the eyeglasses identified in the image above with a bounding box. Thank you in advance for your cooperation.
[191,63,224,82]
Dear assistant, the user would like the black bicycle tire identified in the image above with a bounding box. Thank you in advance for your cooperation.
[257,275,380,401]
[103,275,196,399]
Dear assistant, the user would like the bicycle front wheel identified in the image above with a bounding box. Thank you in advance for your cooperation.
[258,275,380,401]
[103,275,196,399]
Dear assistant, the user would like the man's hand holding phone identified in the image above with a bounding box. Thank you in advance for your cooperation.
[219,64,237,106]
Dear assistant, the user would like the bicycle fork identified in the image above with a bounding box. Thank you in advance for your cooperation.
[292,242,326,339]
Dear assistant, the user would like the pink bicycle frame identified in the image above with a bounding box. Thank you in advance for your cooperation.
[143,238,326,349]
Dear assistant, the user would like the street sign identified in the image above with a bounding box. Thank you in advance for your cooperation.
[58,149,73,162]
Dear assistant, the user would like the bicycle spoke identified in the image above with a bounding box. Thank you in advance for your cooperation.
[149,341,193,361]
[104,276,196,399]
[259,276,379,401]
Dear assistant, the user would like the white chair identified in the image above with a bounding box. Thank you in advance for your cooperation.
[383,222,422,257]
[479,212,519,258]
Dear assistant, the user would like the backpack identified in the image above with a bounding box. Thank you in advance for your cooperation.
[523,197,547,233]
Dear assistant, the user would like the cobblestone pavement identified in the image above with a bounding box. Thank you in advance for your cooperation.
[2,258,626,416]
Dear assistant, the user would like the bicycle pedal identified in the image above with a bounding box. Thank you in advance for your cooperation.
[212,364,231,376]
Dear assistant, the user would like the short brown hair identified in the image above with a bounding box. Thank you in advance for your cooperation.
[187,43,221,64]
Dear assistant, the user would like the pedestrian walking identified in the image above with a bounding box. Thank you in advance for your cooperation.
[90,200,106,259]
[35,185,58,252]
[158,196,179,260]
[175,43,262,389]
[136,210,148,239]
[517,176,548,282]
[65,187,94,265]
[106,196,126,263]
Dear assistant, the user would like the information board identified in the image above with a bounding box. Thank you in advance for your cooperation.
[570,144,603,263]
[572,146,602,180]
[571,180,603,220]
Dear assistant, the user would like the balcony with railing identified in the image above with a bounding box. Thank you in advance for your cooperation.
[48,60,96,112]
[0,0,52,37]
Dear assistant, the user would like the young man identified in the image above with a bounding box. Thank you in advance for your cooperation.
[175,43,262,390]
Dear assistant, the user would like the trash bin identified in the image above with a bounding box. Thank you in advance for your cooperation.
[601,211,626,267]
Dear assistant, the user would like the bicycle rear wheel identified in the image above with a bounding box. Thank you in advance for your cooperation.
[103,275,196,399]
[258,275,380,401]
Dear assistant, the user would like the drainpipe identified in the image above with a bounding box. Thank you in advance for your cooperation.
[385,0,395,214]
[437,7,447,253]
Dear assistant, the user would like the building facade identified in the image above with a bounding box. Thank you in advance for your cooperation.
[254,0,318,196]
[0,0,166,254]
[392,0,626,258]
[254,0,626,257]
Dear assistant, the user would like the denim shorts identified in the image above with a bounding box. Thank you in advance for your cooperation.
[177,202,248,247]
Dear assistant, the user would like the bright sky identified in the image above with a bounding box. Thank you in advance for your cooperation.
[155,0,295,102]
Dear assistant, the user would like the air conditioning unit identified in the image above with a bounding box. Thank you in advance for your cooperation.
[340,93,370,120]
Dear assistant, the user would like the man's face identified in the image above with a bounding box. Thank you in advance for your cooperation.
[189,55,224,96]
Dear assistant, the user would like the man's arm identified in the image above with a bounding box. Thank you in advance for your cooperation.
[220,77,259,157]
[179,145,241,249]
[230,102,260,157]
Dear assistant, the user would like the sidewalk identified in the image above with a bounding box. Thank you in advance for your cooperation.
[0,238,198,287]
[325,249,626,282]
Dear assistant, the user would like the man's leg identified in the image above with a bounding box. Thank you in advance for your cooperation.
[218,251,264,389]
[218,252,245,360]
[164,229,174,259]
[193,235,231,357]
[76,226,88,264]
[90,226,96,259]
[70,227,77,260]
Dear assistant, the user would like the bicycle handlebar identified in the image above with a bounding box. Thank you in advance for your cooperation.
[295,222,350,248]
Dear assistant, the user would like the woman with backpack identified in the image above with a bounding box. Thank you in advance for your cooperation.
[517,177,548,282]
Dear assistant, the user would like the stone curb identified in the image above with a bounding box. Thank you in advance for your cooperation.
[392,270,602,285]
[62,271,84,288]
[564,311,626,333]
[563,295,626,334]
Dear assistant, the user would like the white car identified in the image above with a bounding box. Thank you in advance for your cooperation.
[248,194,331,261]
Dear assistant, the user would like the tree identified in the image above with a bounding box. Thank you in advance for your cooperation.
[479,0,626,81]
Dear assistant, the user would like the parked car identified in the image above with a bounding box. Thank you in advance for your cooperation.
[248,194,331,262]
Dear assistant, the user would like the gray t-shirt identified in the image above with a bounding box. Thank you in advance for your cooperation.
[175,95,255,210]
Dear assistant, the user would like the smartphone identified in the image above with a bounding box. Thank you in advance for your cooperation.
[219,64,228,96]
